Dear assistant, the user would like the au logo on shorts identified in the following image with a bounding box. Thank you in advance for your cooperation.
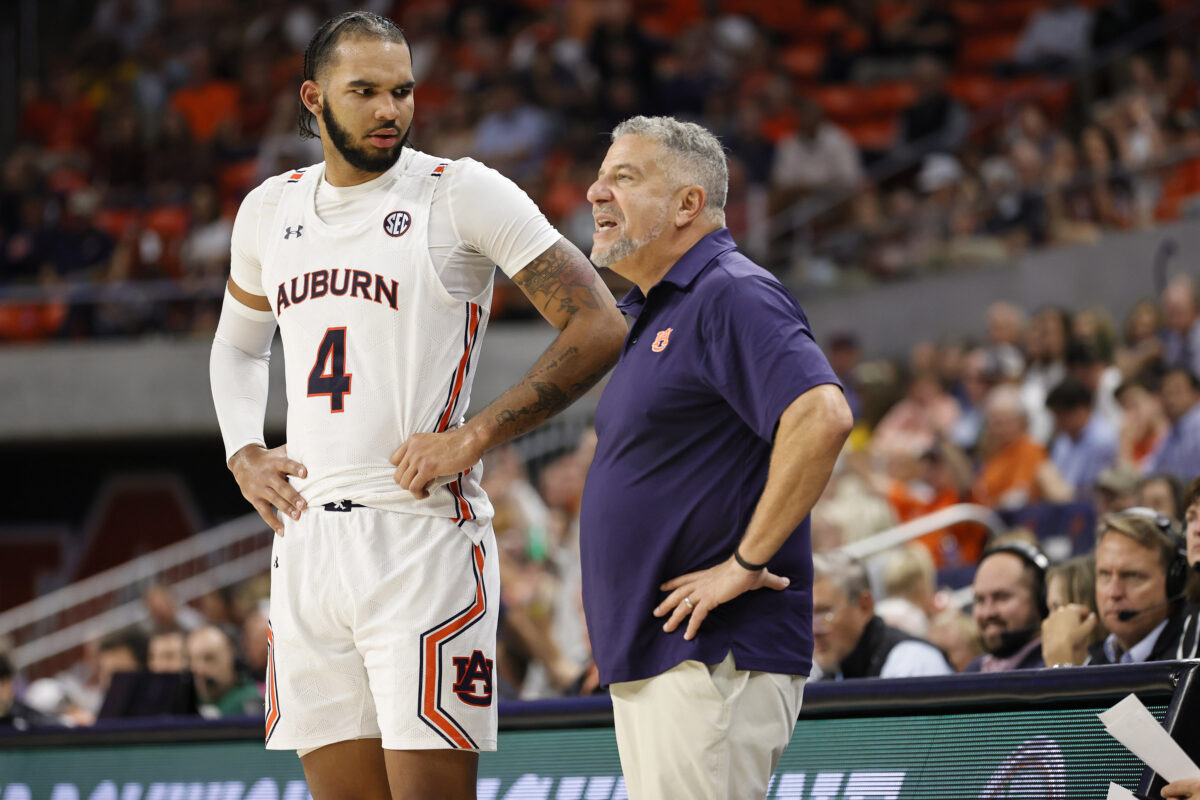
[451,650,494,707]
[651,327,674,352]
[383,210,412,238]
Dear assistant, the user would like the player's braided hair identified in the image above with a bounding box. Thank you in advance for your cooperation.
[298,11,409,140]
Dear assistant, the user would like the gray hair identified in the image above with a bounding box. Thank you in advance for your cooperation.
[813,551,872,600]
[611,115,728,224]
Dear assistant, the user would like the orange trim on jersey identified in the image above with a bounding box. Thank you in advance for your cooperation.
[265,621,281,742]
[435,303,481,433]
[419,544,486,748]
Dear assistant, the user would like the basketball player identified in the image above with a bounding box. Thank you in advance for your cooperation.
[209,12,625,799]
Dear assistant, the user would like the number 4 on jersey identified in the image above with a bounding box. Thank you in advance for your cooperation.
[308,327,352,412]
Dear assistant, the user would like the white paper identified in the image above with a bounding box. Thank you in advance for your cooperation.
[1106,783,1137,800]
[1099,693,1200,782]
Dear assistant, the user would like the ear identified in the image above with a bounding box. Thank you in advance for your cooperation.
[674,185,707,228]
[300,79,323,118]
[858,590,875,617]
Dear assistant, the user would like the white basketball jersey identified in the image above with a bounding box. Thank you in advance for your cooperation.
[258,150,493,534]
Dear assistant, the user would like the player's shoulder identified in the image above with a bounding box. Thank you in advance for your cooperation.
[242,162,323,210]
[413,152,513,188]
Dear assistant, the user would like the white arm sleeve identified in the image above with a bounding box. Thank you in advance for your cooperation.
[445,158,563,278]
[211,181,278,462]
[210,290,277,462]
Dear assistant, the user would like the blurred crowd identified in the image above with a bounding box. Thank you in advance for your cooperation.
[5,0,1200,339]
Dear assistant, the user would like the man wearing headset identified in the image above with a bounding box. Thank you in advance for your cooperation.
[1042,508,1191,666]
[964,540,1049,672]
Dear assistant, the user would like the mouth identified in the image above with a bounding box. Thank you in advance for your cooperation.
[369,130,399,148]
[593,213,620,237]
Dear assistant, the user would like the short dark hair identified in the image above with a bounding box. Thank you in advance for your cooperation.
[1139,472,1184,517]
[298,11,409,139]
[1046,377,1093,411]
[99,628,148,669]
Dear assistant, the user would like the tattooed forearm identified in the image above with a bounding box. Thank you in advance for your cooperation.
[494,381,572,436]
[464,237,625,453]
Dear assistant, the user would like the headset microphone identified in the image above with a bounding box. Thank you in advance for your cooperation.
[1115,592,1187,622]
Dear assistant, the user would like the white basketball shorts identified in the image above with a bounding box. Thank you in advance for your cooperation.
[264,503,498,753]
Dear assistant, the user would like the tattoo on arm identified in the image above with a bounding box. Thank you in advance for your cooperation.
[513,238,608,319]
[495,381,571,432]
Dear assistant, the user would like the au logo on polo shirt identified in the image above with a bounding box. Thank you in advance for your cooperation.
[651,328,674,352]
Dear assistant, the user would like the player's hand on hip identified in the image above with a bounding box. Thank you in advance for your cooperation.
[390,427,484,499]
[228,444,307,536]
[654,558,790,641]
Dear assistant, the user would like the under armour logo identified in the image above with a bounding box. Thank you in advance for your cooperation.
[284,225,303,239]
[274,556,279,568]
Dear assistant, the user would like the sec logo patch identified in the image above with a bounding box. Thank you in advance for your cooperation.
[383,210,412,237]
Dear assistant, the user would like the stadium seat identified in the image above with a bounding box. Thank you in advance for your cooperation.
[782,44,826,81]
[959,33,1020,70]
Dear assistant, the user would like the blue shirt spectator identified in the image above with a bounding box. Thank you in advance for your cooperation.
[1147,368,1200,481]
[1050,415,1118,492]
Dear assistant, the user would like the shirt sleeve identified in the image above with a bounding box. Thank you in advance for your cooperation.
[444,158,564,278]
[699,272,842,442]
[879,641,955,678]
[228,180,271,296]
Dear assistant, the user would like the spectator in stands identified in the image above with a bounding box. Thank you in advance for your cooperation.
[871,369,962,465]
[769,98,863,211]
[147,627,188,674]
[240,607,269,685]
[827,332,864,421]
[1046,376,1119,494]
[1045,554,1107,648]
[811,552,952,680]
[1137,473,1184,521]
[1178,477,1200,660]
[1116,299,1165,378]
[1065,338,1123,431]
[1161,276,1200,378]
[97,628,147,697]
[1042,509,1191,665]
[871,0,960,66]
[1116,373,1169,471]
[1094,463,1142,515]
[973,385,1073,510]
[881,545,941,624]
[471,80,554,182]
[185,625,262,718]
[897,56,969,159]
[179,184,233,279]
[1024,306,1074,443]
[0,654,55,730]
[142,584,203,632]
[1014,0,1093,73]
[1146,367,1200,480]
[985,139,1051,249]
[927,610,982,672]
[965,542,1049,672]
[951,348,1005,451]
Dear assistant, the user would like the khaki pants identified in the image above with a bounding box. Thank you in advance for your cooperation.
[609,652,806,800]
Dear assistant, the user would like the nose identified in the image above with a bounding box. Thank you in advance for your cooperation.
[586,176,611,205]
[375,95,401,121]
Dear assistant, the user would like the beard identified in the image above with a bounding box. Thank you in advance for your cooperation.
[590,207,667,268]
[322,102,409,174]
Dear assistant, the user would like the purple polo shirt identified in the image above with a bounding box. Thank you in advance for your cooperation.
[579,228,841,686]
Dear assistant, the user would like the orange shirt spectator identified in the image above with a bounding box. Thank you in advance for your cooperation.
[170,81,240,143]
[974,434,1049,510]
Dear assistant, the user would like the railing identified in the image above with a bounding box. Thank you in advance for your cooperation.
[840,502,1005,560]
[0,513,271,674]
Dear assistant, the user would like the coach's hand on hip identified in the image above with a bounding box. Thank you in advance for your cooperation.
[228,444,308,536]
[655,558,790,641]
[391,425,485,499]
